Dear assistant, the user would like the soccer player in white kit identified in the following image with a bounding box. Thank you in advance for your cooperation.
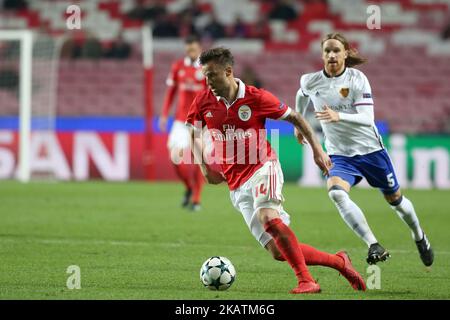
[186,47,367,294]
[295,33,434,266]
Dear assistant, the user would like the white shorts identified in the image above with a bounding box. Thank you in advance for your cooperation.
[168,121,214,152]
[168,121,214,165]
[229,160,291,247]
[167,120,191,150]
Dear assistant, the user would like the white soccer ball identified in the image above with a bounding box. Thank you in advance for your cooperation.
[200,256,236,291]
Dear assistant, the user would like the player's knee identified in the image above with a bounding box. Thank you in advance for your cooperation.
[257,211,271,225]
[257,207,279,225]
[328,187,348,204]
[385,191,403,206]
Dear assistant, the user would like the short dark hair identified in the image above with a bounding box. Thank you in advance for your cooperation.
[184,34,201,44]
[199,47,234,67]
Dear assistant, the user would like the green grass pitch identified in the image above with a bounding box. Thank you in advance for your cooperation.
[1,181,449,300]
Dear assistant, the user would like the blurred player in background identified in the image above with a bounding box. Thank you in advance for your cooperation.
[187,47,367,294]
[295,32,434,266]
[159,35,207,211]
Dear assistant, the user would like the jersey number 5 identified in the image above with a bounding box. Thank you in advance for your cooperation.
[386,173,396,188]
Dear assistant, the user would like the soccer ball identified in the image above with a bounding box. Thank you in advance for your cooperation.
[200,256,236,291]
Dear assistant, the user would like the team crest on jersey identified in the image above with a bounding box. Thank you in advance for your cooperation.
[339,88,349,98]
[195,69,204,81]
[238,105,251,121]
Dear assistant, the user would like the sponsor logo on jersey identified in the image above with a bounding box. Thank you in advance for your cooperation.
[210,128,253,142]
[363,93,372,99]
[328,103,353,112]
[238,105,252,121]
[339,87,349,98]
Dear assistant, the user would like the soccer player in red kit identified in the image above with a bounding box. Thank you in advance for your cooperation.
[159,35,207,211]
[186,47,366,294]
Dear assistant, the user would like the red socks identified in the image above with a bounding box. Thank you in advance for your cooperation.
[173,163,194,191]
[298,243,344,271]
[191,165,205,204]
[265,230,345,271]
[173,163,204,204]
[264,218,315,283]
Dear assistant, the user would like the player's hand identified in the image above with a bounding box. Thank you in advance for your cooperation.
[204,165,226,185]
[159,116,167,132]
[294,127,308,145]
[315,105,340,123]
[313,149,333,176]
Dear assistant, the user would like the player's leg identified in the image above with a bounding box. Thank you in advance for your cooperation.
[189,127,215,211]
[368,150,434,266]
[264,211,343,269]
[170,148,194,207]
[327,156,390,265]
[384,190,424,242]
[255,160,323,293]
[266,238,341,269]
[326,159,379,247]
[168,121,196,208]
[234,185,365,293]
[385,191,434,266]
[328,176,378,248]
[265,239,366,291]
[258,207,320,293]
[190,165,205,211]
[230,160,319,293]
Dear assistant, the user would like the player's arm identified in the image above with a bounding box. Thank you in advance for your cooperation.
[294,86,311,144]
[284,111,332,175]
[188,126,225,184]
[259,89,330,174]
[315,73,374,126]
[185,96,225,185]
[159,63,179,132]
[188,125,208,176]
[295,88,310,116]
[315,104,374,126]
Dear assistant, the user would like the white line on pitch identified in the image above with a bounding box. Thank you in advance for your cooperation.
[1,236,449,255]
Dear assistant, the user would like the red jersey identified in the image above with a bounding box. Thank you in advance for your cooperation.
[162,57,207,122]
[186,79,292,190]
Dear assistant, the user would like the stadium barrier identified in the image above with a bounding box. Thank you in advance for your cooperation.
[0,117,449,189]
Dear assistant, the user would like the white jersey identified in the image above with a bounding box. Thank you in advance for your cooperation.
[297,67,384,157]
